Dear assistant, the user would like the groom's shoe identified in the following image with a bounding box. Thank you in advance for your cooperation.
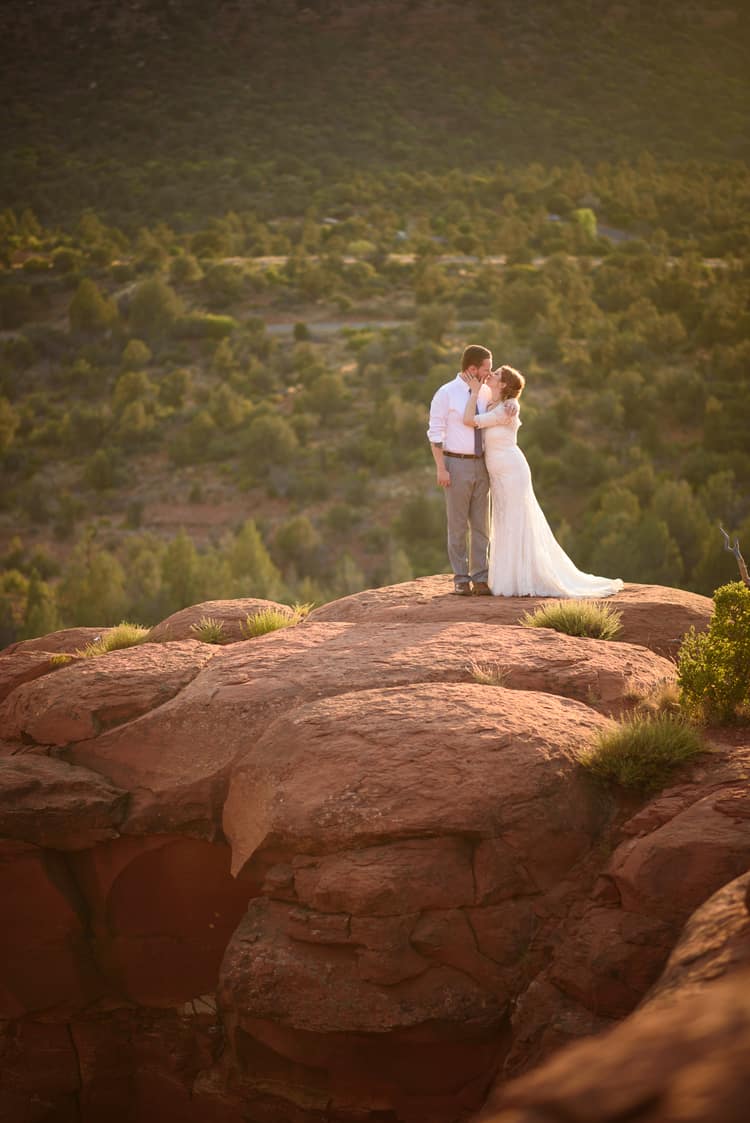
[471,581,492,596]
[453,579,472,596]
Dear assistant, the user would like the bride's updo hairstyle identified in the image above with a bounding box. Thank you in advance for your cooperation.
[499,366,525,400]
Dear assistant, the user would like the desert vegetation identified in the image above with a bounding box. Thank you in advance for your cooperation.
[577,713,705,792]
[678,581,750,724]
[0,0,748,644]
[521,600,623,640]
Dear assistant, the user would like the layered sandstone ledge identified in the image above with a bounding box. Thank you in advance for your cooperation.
[1,580,747,1123]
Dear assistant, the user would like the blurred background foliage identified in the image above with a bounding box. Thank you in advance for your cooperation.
[0,0,748,640]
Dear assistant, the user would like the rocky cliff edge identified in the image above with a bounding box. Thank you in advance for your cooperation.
[1,579,747,1123]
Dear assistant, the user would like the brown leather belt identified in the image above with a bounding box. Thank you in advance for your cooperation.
[444,452,482,459]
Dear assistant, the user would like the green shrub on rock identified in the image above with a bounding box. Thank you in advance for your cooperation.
[578,714,704,792]
[79,622,149,657]
[678,581,750,723]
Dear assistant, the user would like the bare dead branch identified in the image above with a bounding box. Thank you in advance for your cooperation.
[720,525,750,588]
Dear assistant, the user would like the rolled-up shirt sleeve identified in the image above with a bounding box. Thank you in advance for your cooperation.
[427,386,448,443]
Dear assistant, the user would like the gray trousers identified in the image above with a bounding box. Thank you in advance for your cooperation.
[443,456,490,582]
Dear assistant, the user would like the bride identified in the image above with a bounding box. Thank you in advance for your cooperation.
[464,365,623,598]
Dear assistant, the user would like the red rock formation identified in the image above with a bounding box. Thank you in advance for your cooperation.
[308,577,712,657]
[1,640,217,745]
[0,581,741,1122]
[70,835,253,1007]
[502,733,750,1075]
[0,649,62,704]
[0,626,113,657]
[0,755,127,849]
[476,873,750,1123]
[146,597,295,644]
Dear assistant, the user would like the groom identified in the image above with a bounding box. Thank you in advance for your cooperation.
[427,345,493,596]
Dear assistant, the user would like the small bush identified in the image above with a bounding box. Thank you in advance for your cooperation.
[631,681,682,717]
[78,622,149,658]
[521,599,622,640]
[678,581,750,723]
[242,603,311,638]
[577,714,704,792]
[50,653,75,666]
[468,661,511,686]
[177,312,237,340]
[189,616,227,644]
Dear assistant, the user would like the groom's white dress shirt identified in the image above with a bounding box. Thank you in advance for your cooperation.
[427,374,492,453]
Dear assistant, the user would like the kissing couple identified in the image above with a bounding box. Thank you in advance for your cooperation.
[427,344,623,598]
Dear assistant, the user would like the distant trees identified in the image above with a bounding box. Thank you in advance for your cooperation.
[113,370,154,414]
[58,538,128,625]
[228,520,283,598]
[160,531,204,612]
[0,284,36,329]
[68,279,118,336]
[0,397,18,456]
[23,571,60,638]
[121,338,152,368]
[127,278,183,341]
[274,515,321,578]
[1,145,749,647]
[170,252,203,284]
[243,413,298,469]
[571,207,597,242]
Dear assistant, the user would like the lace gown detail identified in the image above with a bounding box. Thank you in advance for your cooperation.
[476,404,624,598]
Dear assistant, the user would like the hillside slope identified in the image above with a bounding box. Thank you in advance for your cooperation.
[1,0,748,226]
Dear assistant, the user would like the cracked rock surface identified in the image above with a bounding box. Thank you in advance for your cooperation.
[477,873,750,1123]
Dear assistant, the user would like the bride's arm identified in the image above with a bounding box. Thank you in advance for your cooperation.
[462,383,481,427]
[475,400,518,428]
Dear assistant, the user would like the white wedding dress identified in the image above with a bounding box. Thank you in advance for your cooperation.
[476,403,624,598]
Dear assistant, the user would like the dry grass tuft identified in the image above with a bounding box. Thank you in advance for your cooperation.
[78,622,149,658]
[521,599,622,640]
[577,713,704,792]
[189,616,227,644]
[468,660,512,686]
[241,602,312,638]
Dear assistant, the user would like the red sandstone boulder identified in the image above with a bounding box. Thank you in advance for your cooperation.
[0,626,112,657]
[308,577,712,657]
[218,684,611,1121]
[479,967,750,1123]
[0,1020,81,1123]
[0,639,217,746]
[69,1005,228,1123]
[0,839,105,1020]
[147,598,294,644]
[477,873,750,1123]
[69,834,253,1007]
[57,624,349,837]
[0,755,127,849]
[0,649,63,704]
[0,832,253,1018]
[647,870,750,1008]
[609,785,750,926]
[224,682,610,876]
[500,735,750,1075]
[0,580,737,1123]
[32,620,672,839]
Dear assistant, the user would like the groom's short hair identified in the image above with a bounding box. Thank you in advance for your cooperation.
[461,344,492,371]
